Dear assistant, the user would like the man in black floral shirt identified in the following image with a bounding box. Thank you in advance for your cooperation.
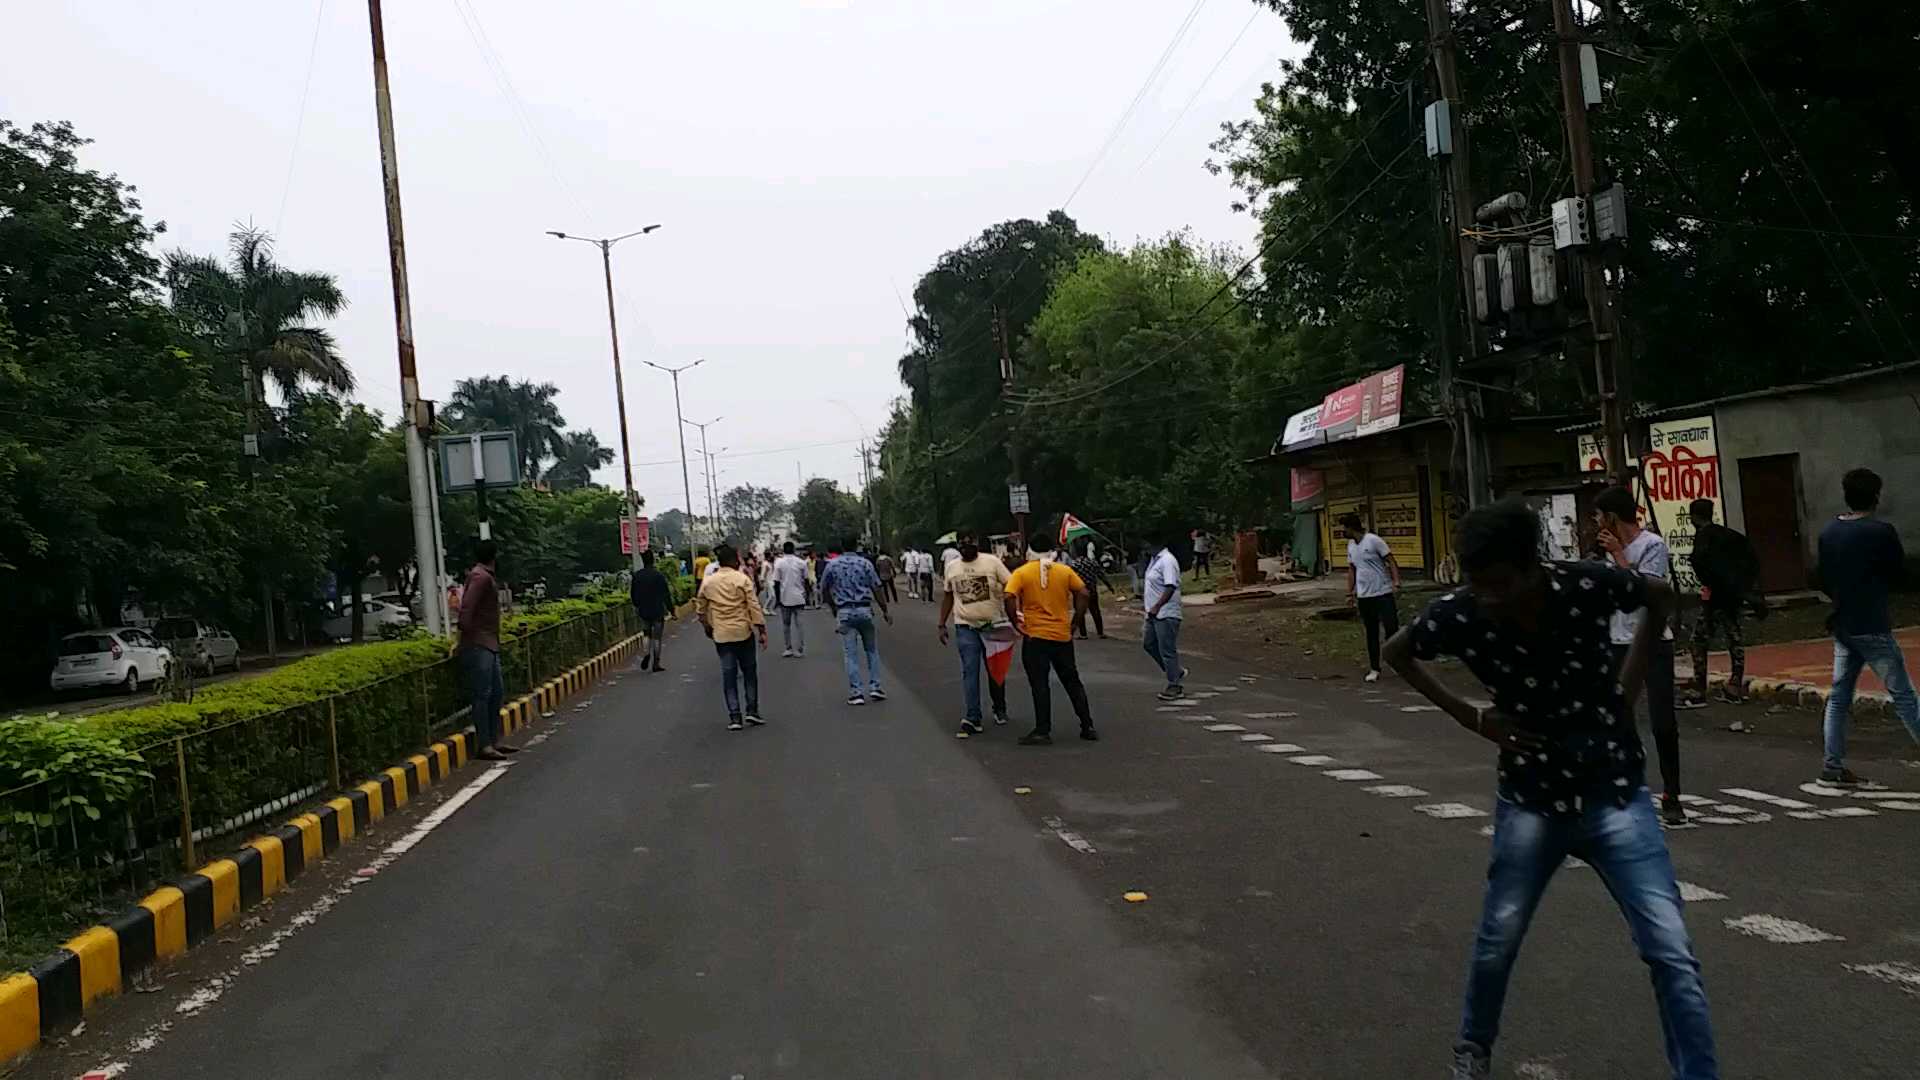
[1383,499,1717,1080]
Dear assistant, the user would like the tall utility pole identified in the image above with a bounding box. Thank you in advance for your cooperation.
[547,226,662,570]
[920,354,945,533]
[1550,0,1628,483]
[645,358,705,550]
[1423,0,1493,508]
[684,416,722,543]
[993,304,1027,543]
[365,0,444,636]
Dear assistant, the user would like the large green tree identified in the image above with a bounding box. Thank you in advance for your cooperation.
[791,479,864,547]
[165,224,352,405]
[542,429,615,491]
[719,484,786,546]
[443,375,568,482]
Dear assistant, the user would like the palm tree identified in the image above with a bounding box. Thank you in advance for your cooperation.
[543,430,615,491]
[165,225,351,404]
[443,375,568,482]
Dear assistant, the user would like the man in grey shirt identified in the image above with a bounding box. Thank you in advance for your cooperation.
[1595,486,1684,824]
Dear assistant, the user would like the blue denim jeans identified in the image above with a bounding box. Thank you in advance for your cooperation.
[954,625,1009,722]
[837,607,882,695]
[1142,616,1183,690]
[715,638,759,718]
[459,644,504,751]
[779,604,805,653]
[1461,789,1717,1079]
[1824,632,1920,770]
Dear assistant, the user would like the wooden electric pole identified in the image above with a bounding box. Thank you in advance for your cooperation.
[995,304,1027,544]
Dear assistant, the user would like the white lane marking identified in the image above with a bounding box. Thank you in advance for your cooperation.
[1238,675,1259,682]
[1414,803,1489,819]
[1399,705,1441,713]
[1192,691,1221,699]
[1854,790,1920,800]
[1677,794,1715,805]
[1679,882,1728,902]
[380,764,513,858]
[1166,698,1204,705]
[1787,810,1825,820]
[1287,754,1338,766]
[1515,1062,1567,1080]
[1257,743,1309,754]
[1041,816,1098,855]
[1207,685,1242,692]
[1721,787,1816,809]
[1875,800,1920,811]
[1242,711,1298,719]
[1845,960,1920,994]
[1821,806,1878,818]
[1478,824,1496,837]
[1182,714,1218,723]
[1363,784,1429,798]
[1693,816,1743,825]
[1237,733,1273,742]
[1203,723,1248,732]
[1155,706,1192,713]
[1724,914,1844,944]
[1324,768,1385,781]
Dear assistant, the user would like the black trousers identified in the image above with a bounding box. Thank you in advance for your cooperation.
[1022,638,1094,735]
[1614,641,1680,797]
[1072,588,1105,638]
[1357,593,1400,672]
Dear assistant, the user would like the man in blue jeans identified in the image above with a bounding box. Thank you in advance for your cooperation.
[1817,466,1920,783]
[456,540,517,761]
[1384,499,1717,1080]
[1141,533,1187,700]
[937,530,1013,733]
[820,536,892,705]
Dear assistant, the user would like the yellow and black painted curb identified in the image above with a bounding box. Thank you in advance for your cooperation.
[0,631,647,1066]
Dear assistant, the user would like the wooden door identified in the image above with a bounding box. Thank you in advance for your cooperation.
[1738,454,1807,593]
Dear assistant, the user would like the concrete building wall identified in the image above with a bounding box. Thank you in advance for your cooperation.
[1716,372,1920,570]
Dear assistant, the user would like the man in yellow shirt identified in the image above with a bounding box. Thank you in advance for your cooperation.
[695,544,768,731]
[1003,534,1098,745]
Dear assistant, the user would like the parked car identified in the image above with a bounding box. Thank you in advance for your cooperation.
[320,599,414,642]
[372,591,426,623]
[152,617,242,675]
[50,628,174,694]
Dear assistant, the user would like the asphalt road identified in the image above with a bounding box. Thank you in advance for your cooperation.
[27,599,1920,1079]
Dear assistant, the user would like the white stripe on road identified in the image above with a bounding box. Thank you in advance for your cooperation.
[1287,755,1338,766]
[1399,705,1441,713]
[1362,784,1429,798]
[1679,882,1728,902]
[1845,961,1920,993]
[1875,800,1920,811]
[1854,791,1920,800]
[1324,769,1385,782]
[1721,787,1815,809]
[1724,914,1844,944]
[1237,733,1273,742]
[380,764,513,858]
[1257,743,1310,754]
[1414,803,1489,819]
[1242,711,1297,719]
[1203,723,1247,732]
[1042,816,1098,855]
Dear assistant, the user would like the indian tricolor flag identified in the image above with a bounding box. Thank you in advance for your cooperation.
[1060,512,1094,546]
[984,623,1020,686]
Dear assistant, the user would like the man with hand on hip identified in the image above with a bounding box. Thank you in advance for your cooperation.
[1142,533,1187,701]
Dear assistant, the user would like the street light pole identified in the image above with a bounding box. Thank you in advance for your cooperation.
[547,225,661,569]
[365,0,444,636]
[644,358,705,552]
[684,416,723,544]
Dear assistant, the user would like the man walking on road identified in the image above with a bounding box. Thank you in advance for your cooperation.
[1816,467,1920,783]
[821,536,891,705]
[694,544,768,731]
[456,540,516,761]
[1344,513,1401,683]
[770,541,810,658]
[1069,539,1110,640]
[1594,486,1686,824]
[1142,533,1187,701]
[938,529,1013,733]
[1191,527,1215,579]
[1383,499,1718,1080]
[1004,534,1097,744]
[629,549,674,673]
[1683,498,1761,708]
[875,549,900,605]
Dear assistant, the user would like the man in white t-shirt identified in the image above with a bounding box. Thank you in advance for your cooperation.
[1142,533,1187,700]
[770,541,811,657]
[1343,513,1401,682]
[1595,486,1684,825]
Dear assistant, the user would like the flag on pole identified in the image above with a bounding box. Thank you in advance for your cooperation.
[984,623,1019,686]
[1060,513,1095,546]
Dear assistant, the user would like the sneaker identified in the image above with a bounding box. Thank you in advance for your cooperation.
[959,718,984,735]
[869,687,888,701]
[1820,767,1864,786]
[744,713,767,727]
[1661,793,1687,825]
[1449,1043,1491,1080]
[1676,694,1709,711]
[1080,726,1100,742]
[652,663,666,673]
[848,694,867,706]
[993,711,1009,727]
[781,648,795,658]
[1156,688,1182,702]
[1018,731,1053,746]
[796,649,805,658]
[1717,687,1748,705]
[1179,666,1190,684]
[1364,669,1381,683]
[727,718,745,731]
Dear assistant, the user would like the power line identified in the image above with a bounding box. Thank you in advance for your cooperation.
[449,0,595,230]
[274,0,330,236]
[1062,0,1211,210]
[1132,9,1262,176]
[1637,205,1920,245]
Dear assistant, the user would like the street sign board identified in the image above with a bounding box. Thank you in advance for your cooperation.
[621,516,650,555]
[436,431,519,492]
[1008,484,1030,515]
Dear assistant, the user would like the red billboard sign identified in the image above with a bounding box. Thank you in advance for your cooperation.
[1315,364,1405,442]
[620,516,650,555]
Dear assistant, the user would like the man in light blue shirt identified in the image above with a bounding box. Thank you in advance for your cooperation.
[820,536,892,705]
[1142,532,1187,700]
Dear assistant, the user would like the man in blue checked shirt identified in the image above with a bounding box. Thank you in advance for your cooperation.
[819,535,893,705]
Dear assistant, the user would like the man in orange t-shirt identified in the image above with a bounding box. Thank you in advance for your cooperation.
[1003,534,1098,745]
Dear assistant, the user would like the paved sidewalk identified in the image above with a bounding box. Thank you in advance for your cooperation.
[1678,626,1920,701]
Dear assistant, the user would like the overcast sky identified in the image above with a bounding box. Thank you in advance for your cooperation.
[7,1,1300,516]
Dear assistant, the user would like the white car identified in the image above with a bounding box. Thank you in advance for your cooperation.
[321,599,415,642]
[50,628,175,694]
[151,617,242,675]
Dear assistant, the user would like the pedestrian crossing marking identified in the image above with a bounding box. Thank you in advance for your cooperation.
[1203,723,1247,732]
[1287,754,1337,766]
[1679,882,1728,902]
[1324,768,1385,782]
[1237,733,1273,742]
[1875,800,1920,811]
[1720,788,1815,810]
[1257,743,1309,754]
[1413,803,1488,819]
[1241,711,1297,719]
[1192,691,1221,699]
[1725,914,1843,944]
[1845,960,1920,992]
[1362,784,1429,798]
[1399,705,1441,713]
